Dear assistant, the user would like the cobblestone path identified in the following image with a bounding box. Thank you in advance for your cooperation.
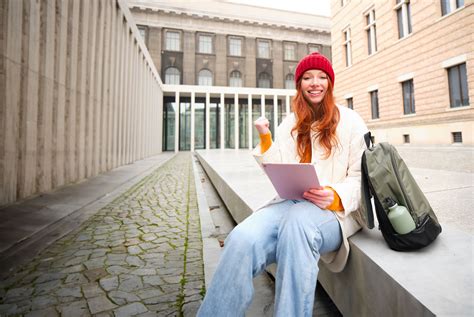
[0,153,204,316]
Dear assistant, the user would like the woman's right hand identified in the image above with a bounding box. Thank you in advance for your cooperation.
[254,116,270,135]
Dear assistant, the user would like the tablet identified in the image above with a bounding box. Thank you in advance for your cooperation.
[262,163,320,200]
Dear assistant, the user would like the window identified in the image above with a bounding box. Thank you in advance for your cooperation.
[137,25,147,44]
[229,37,242,56]
[448,63,469,107]
[285,74,295,89]
[165,31,181,51]
[258,72,271,88]
[402,79,415,114]
[347,97,353,110]
[164,67,180,85]
[284,42,296,61]
[198,34,213,54]
[441,0,464,15]
[365,9,377,55]
[403,134,410,143]
[370,90,379,119]
[343,28,352,67]
[308,44,320,54]
[452,131,462,143]
[229,71,242,87]
[198,69,213,86]
[395,0,412,39]
[257,39,271,59]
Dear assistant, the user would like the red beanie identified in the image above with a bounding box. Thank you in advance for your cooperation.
[294,52,335,85]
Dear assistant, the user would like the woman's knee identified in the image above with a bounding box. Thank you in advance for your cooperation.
[279,201,340,250]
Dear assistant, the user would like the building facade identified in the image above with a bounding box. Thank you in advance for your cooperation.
[331,0,473,145]
[129,0,331,89]
[128,1,333,152]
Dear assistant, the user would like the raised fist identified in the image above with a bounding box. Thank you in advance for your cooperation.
[254,116,270,135]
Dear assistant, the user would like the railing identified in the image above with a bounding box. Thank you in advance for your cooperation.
[162,84,295,152]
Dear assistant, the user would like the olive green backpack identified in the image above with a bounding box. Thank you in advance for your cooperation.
[360,132,442,251]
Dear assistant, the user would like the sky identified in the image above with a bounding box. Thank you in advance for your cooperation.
[226,0,331,16]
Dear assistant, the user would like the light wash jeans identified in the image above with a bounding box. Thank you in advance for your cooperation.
[197,199,342,317]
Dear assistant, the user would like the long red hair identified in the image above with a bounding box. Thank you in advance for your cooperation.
[291,78,340,163]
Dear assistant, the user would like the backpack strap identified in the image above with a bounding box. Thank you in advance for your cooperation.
[364,131,372,148]
[361,145,375,229]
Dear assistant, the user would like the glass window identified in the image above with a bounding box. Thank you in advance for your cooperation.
[198,34,213,54]
[198,69,213,86]
[257,40,271,59]
[239,101,249,149]
[164,67,180,85]
[370,90,379,119]
[365,9,377,55]
[163,97,176,151]
[402,79,415,114]
[258,72,271,88]
[209,99,221,149]
[252,101,261,147]
[229,37,242,56]
[224,100,235,149]
[452,131,462,143]
[441,0,464,15]
[347,97,353,109]
[165,31,180,51]
[285,74,295,89]
[448,63,469,107]
[343,28,352,67]
[179,100,191,150]
[284,42,296,61]
[308,44,320,54]
[395,0,412,39]
[403,134,410,143]
[194,99,206,150]
[137,25,147,44]
[229,71,242,87]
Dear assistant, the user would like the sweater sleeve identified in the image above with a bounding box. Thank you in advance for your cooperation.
[259,132,272,154]
[325,186,344,211]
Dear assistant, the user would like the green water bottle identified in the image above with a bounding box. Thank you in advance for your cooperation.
[384,197,416,234]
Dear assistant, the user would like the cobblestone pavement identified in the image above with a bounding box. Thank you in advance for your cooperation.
[0,153,204,317]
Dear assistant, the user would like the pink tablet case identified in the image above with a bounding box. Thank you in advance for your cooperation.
[262,163,320,200]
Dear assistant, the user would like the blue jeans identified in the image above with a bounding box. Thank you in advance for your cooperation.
[197,199,342,317]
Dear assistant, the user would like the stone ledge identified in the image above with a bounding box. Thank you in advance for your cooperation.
[196,149,473,317]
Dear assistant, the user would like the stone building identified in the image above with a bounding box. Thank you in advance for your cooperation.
[128,0,331,89]
[331,0,473,145]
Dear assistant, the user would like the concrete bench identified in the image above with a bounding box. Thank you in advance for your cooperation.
[196,149,473,316]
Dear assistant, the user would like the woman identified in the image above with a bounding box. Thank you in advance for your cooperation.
[197,52,368,316]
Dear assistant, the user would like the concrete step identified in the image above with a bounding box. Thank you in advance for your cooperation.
[196,148,473,317]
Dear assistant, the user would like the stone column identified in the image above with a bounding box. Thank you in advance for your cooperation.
[272,40,283,89]
[245,37,256,87]
[148,26,162,73]
[183,30,195,85]
[215,34,227,86]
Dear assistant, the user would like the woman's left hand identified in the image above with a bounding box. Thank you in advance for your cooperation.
[303,187,334,209]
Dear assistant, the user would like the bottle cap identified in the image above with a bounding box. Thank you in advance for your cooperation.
[384,197,397,208]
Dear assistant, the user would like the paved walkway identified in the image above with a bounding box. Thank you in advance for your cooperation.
[0,153,204,317]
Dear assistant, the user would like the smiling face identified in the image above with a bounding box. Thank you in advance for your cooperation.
[300,69,329,106]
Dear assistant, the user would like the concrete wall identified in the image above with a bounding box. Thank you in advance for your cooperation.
[330,0,474,145]
[0,0,163,206]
